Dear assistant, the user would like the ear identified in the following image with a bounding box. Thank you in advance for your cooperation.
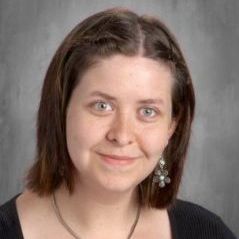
[168,118,177,140]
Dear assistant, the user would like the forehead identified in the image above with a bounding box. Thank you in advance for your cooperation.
[74,55,174,103]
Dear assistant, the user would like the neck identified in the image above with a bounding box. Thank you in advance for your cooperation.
[54,182,141,237]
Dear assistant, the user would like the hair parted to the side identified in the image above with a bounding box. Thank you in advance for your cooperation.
[26,7,195,209]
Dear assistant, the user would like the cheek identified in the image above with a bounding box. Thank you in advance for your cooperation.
[134,126,169,181]
[66,109,103,163]
[140,125,169,159]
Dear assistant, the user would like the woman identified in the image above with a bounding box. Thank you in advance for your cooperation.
[0,7,237,239]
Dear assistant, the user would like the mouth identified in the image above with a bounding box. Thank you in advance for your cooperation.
[97,153,138,166]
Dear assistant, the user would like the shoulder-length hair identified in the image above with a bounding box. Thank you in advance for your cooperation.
[26,7,195,209]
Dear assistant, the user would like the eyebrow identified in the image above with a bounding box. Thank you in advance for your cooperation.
[88,91,165,105]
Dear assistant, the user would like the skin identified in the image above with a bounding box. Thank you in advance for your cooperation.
[66,54,176,195]
[16,54,176,239]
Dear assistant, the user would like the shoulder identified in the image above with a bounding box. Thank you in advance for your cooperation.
[168,198,237,239]
[0,194,24,239]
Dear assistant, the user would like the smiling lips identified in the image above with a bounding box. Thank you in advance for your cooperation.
[98,153,138,166]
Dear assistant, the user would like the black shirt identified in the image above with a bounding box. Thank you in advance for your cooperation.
[0,194,237,239]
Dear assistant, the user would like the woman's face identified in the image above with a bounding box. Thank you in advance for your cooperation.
[66,54,176,193]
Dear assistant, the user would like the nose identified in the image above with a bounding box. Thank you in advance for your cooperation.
[106,111,135,146]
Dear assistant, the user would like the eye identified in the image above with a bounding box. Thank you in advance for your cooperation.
[139,107,158,118]
[92,101,113,111]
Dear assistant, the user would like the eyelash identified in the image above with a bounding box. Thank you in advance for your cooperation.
[140,107,158,118]
[92,101,112,111]
[90,100,159,119]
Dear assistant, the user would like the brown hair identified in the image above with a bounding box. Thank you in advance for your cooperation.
[26,7,195,209]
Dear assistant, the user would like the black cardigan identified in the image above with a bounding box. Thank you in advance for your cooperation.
[0,194,237,239]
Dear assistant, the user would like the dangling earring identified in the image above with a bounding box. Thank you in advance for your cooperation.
[153,155,171,188]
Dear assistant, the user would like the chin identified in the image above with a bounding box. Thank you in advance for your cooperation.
[97,174,141,194]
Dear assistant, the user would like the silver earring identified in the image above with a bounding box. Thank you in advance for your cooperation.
[153,156,171,188]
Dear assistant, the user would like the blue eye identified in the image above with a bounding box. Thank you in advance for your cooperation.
[140,107,157,118]
[93,101,112,111]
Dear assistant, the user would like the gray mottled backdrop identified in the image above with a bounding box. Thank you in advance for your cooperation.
[0,0,238,236]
